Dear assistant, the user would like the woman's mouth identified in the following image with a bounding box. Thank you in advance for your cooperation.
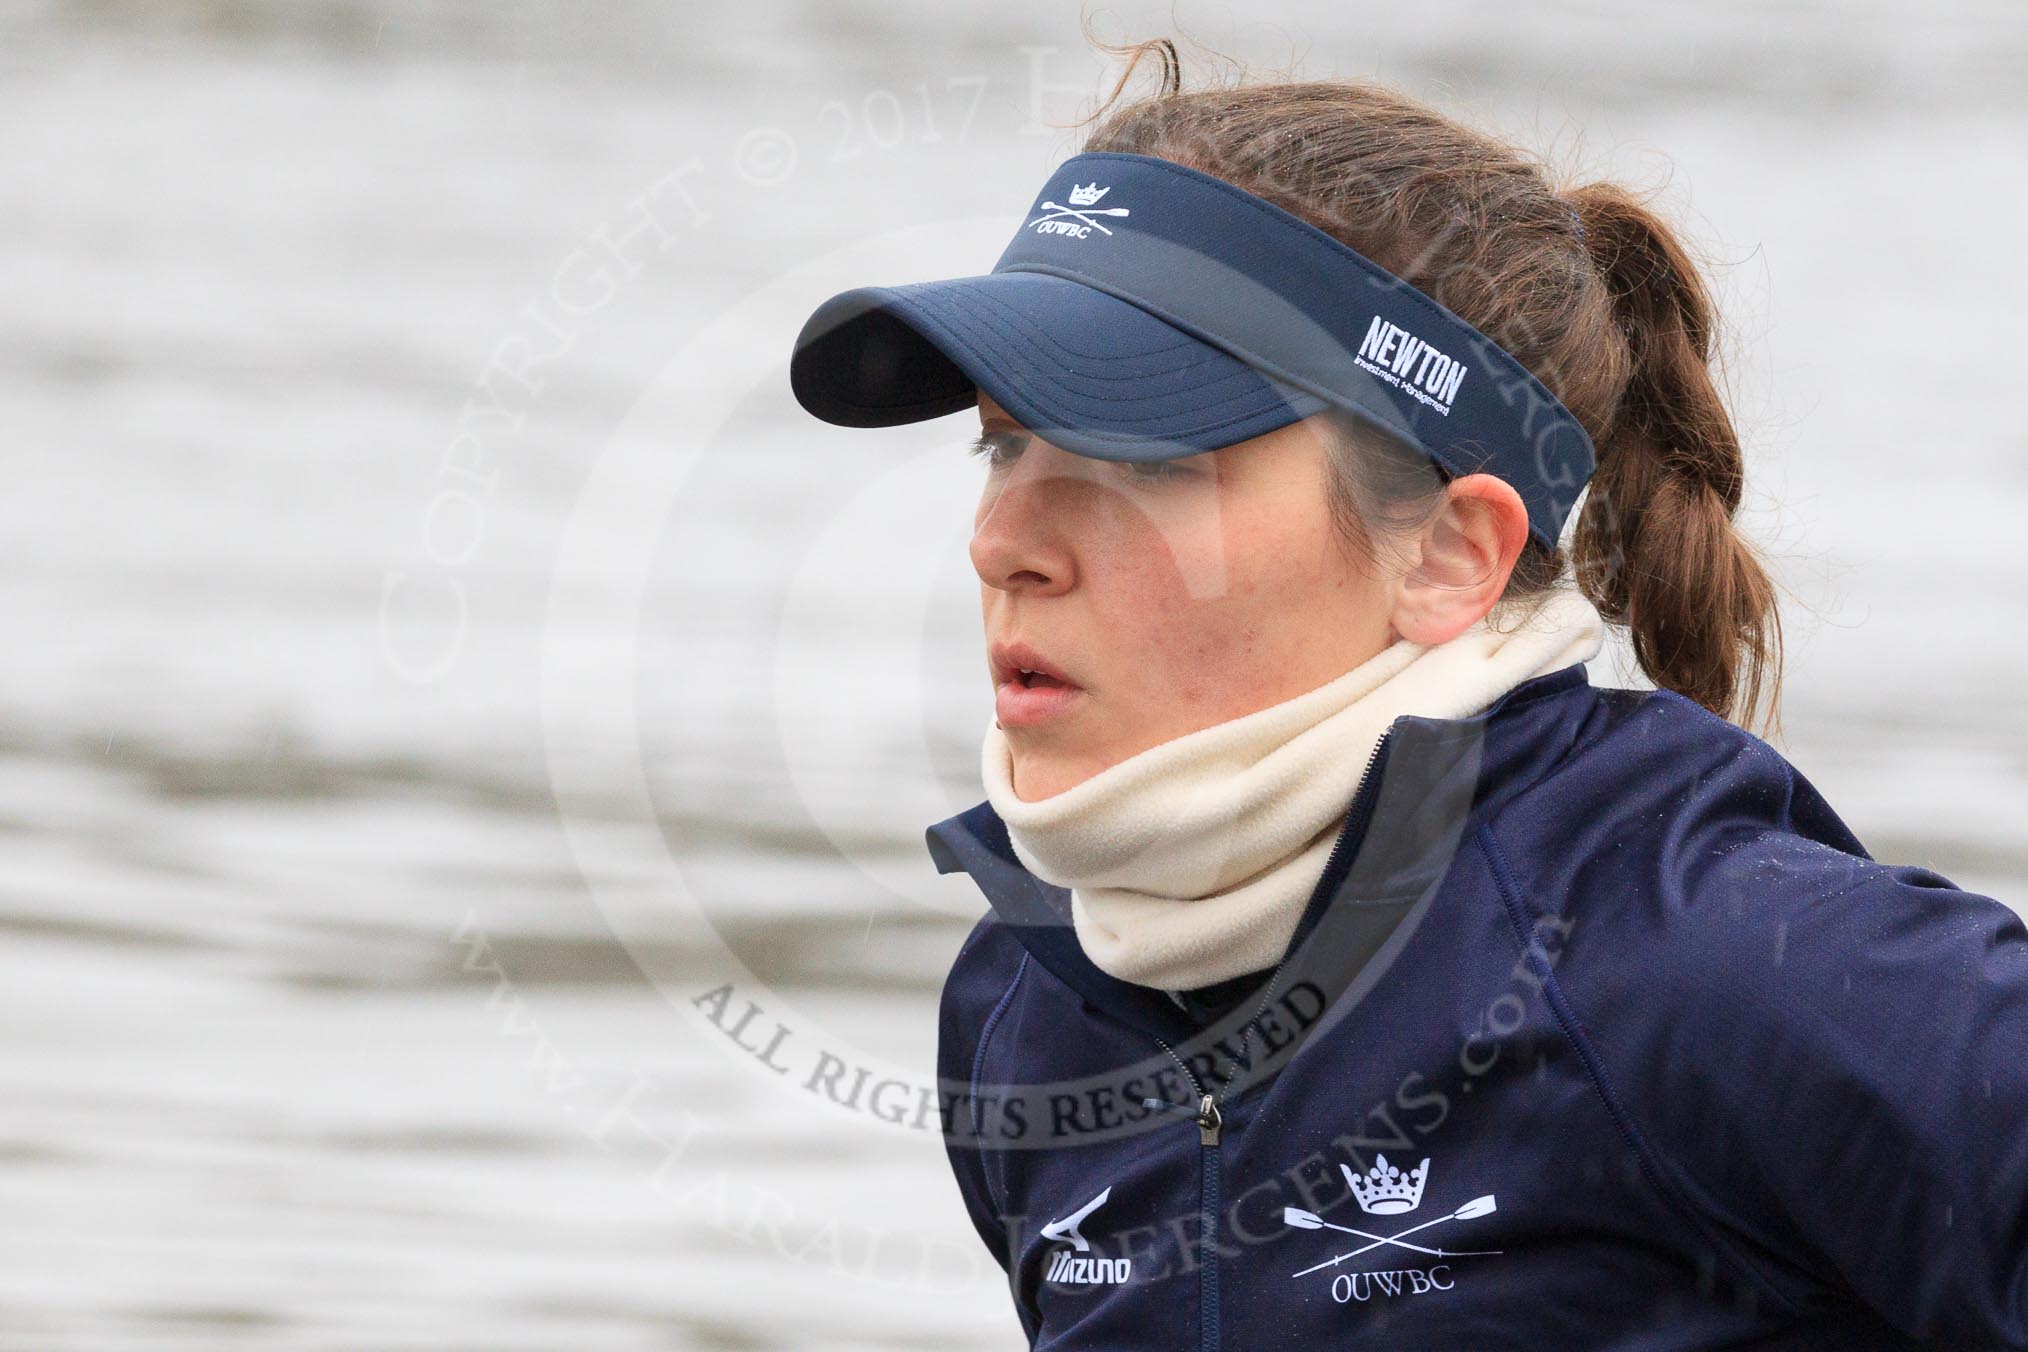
[996,670,1084,728]
[991,643,1085,729]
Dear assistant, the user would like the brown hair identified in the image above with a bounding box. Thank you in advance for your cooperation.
[1063,34,1785,739]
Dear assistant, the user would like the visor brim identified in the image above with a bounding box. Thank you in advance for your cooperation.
[790,271,1332,462]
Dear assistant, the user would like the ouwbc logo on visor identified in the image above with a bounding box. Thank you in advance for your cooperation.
[991,152,1596,551]
[1025,181,1131,237]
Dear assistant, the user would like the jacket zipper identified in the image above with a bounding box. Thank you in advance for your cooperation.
[1139,1086,1221,1352]
[1135,728,1395,1352]
[1318,728,1392,913]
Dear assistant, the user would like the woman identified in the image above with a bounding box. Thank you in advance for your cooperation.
[790,47,2027,1350]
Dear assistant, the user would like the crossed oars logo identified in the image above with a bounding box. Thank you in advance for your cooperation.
[1026,201,1133,235]
[1283,1161,1502,1279]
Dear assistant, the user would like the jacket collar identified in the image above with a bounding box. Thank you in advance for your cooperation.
[925,661,1598,1043]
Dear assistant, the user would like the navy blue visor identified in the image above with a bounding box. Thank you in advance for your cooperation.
[790,150,1596,551]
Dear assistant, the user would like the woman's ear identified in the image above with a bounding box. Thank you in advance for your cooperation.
[1388,473,1531,644]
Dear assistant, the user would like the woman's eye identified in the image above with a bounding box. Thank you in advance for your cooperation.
[969,430,1024,469]
[1121,458,1183,483]
[968,431,1193,485]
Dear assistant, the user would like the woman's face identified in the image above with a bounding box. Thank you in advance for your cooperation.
[972,390,1404,801]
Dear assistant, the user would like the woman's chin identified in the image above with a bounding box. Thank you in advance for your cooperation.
[1007,755,1086,803]
[1004,733,1118,802]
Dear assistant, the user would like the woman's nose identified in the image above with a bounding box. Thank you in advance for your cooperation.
[969,445,1079,596]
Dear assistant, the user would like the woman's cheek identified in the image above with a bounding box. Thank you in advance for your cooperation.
[1113,503,1233,601]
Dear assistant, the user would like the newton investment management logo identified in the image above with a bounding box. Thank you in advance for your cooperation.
[1354,315,1468,415]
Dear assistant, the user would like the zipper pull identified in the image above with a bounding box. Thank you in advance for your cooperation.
[1140,1094,1222,1144]
[1196,1092,1222,1146]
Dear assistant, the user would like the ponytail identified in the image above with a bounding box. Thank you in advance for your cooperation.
[1565,184,1784,739]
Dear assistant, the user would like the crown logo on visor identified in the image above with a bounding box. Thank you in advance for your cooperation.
[1067,182,1110,206]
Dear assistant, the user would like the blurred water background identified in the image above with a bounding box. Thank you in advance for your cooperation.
[2,0,2025,1347]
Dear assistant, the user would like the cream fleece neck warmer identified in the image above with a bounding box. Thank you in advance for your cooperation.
[980,586,1607,991]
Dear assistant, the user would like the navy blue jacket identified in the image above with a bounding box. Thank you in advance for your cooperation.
[927,663,2028,1349]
